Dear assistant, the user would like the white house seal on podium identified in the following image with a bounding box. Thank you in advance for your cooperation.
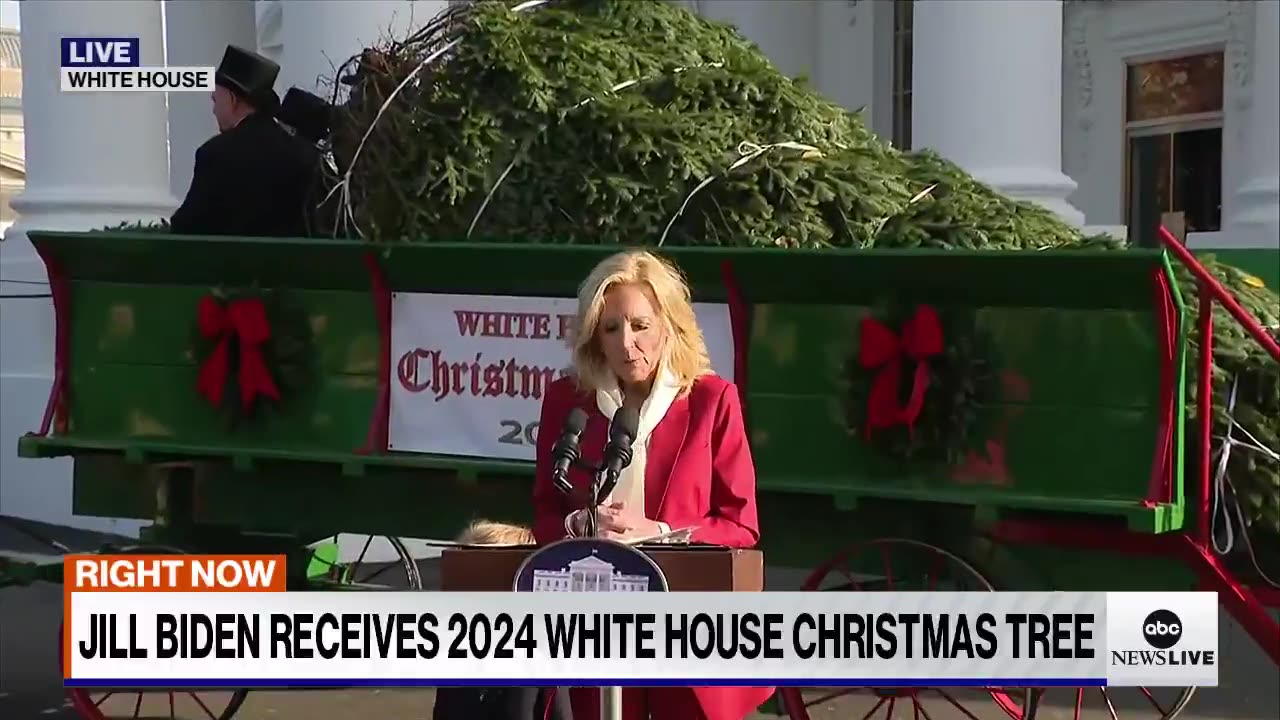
[513,538,668,593]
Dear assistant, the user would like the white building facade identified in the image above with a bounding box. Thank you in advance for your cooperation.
[1,0,1276,531]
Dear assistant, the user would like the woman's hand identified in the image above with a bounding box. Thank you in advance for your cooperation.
[597,501,663,541]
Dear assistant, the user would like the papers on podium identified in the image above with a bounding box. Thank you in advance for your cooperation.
[624,526,695,546]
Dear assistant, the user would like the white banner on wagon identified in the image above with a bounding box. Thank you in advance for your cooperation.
[387,292,737,460]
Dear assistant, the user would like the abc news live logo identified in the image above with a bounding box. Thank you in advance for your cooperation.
[1111,609,1216,668]
[60,38,214,93]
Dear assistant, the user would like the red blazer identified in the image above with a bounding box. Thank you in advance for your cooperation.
[532,373,773,720]
[533,373,760,547]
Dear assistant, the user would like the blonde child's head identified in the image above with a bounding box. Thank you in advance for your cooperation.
[455,520,536,546]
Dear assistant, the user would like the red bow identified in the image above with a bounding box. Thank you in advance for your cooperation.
[858,305,943,436]
[195,296,281,411]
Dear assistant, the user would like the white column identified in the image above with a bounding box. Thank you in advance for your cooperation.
[911,0,1084,226]
[256,0,284,67]
[165,0,259,200]
[1230,0,1279,246]
[7,1,176,246]
[0,0,170,535]
[278,0,448,98]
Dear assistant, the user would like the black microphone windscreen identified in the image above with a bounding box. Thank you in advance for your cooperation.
[611,406,640,442]
[565,407,588,435]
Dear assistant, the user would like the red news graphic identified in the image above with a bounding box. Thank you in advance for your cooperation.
[64,554,286,593]
[62,555,286,674]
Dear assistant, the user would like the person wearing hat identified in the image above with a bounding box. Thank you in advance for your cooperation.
[274,87,341,237]
[277,87,333,146]
[170,46,317,238]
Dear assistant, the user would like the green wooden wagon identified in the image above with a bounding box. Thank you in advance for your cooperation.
[10,225,1280,720]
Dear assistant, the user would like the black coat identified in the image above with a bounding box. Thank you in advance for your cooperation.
[432,687,573,720]
[301,148,343,239]
[170,113,319,238]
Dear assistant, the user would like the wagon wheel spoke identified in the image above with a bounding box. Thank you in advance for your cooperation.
[330,536,422,591]
[1026,684,1195,720]
[932,688,984,720]
[354,534,374,565]
[61,546,251,720]
[1139,686,1171,716]
[353,561,396,586]
[340,534,377,584]
[806,688,858,706]
[80,689,242,720]
[190,691,220,719]
[859,696,888,720]
[1100,687,1121,720]
[879,544,894,590]
[784,539,1021,720]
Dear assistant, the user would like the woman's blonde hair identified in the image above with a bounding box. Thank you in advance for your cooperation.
[571,250,713,394]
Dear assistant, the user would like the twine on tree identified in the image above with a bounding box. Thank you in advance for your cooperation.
[1210,375,1280,589]
[657,140,823,246]
[328,0,554,237]
[466,60,728,238]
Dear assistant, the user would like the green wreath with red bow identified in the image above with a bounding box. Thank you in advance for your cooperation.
[193,289,314,425]
[843,304,999,465]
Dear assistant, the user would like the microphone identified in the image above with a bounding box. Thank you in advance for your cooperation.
[595,406,639,505]
[551,408,588,494]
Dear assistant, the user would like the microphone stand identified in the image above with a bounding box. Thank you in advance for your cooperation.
[591,465,624,720]
[567,461,623,720]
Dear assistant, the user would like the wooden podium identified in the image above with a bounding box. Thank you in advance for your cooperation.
[441,544,764,592]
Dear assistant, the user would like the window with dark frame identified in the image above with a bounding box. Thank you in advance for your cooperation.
[1124,50,1225,247]
[891,0,913,151]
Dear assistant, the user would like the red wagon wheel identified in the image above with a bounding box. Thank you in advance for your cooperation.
[1001,685,1196,719]
[967,534,1198,719]
[59,545,250,720]
[778,538,1033,720]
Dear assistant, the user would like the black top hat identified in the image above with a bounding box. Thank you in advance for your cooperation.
[277,88,333,144]
[215,45,280,110]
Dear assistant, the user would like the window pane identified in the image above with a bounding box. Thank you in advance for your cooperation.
[1128,134,1172,247]
[1172,127,1222,232]
[1127,52,1224,122]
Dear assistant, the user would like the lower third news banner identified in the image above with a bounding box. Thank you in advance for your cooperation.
[62,555,1219,688]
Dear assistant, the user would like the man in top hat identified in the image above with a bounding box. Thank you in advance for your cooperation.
[275,87,341,237]
[170,46,317,238]
[277,87,333,146]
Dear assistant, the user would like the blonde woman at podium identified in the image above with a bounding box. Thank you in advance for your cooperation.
[531,250,773,720]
